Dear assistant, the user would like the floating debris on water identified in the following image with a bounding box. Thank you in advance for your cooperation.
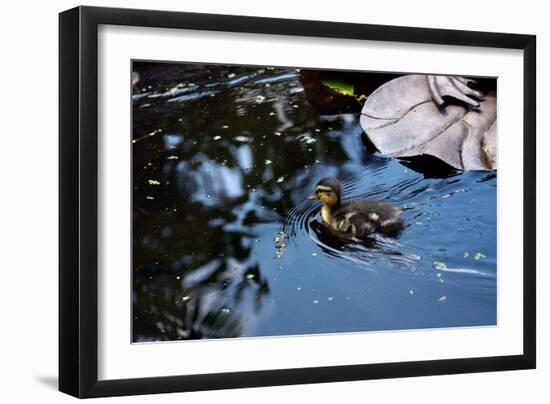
[148,179,161,185]
[145,196,155,200]
[474,252,487,260]
[265,159,272,165]
[433,261,447,270]
[327,296,334,301]
[297,287,302,291]
[245,273,255,280]
[276,177,285,183]
[234,135,252,143]
[166,155,179,160]
[167,82,194,95]
[181,295,190,302]
[464,252,470,258]
[213,135,222,141]
[274,131,282,136]
[274,230,287,258]
[311,252,317,257]
[313,300,320,304]
[438,296,448,302]
[256,95,266,104]
[222,125,229,129]
[298,134,317,144]
[221,306,232,314]
[133,128,163,144]
[269,112,276,116]
[409,289,414,295]
[227,73,236,79]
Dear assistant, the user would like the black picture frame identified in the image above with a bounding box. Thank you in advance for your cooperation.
[59,5,536,398]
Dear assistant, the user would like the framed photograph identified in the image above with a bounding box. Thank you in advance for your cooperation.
[59,6,536,398]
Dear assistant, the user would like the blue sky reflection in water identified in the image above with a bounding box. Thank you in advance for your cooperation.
[132,62,496,342]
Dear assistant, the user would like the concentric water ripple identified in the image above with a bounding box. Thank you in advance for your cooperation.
[280,159,495,279]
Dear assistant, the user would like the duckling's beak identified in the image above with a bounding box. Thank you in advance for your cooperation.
[308,192,319,200]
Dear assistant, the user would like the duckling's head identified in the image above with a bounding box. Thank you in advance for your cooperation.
[308,177,341,207]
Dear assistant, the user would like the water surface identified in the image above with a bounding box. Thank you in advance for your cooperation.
[132,62,496,342]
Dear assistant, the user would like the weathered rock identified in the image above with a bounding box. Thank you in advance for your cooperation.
[360,74,497,170]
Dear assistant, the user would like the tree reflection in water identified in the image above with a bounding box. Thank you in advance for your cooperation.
[132,62,358,341]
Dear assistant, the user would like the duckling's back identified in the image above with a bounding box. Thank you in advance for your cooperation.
[334,199,403,237]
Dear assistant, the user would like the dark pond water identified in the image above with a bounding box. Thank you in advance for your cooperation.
[132,62,497,342]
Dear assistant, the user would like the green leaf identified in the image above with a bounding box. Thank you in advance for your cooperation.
[321,79,355,97]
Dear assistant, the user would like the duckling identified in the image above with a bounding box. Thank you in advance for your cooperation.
[308,177,403,238]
